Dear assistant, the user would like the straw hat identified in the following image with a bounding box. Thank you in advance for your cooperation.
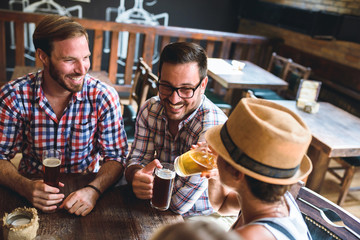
[205,98,312,185]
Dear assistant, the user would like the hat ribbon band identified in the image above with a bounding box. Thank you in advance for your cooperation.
[220,124,299,179]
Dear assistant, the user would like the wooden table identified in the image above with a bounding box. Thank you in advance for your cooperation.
[272,100,360,192]
[0,174,183,240]
[207,58,288,106]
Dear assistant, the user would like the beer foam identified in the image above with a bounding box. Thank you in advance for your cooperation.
[156,168,175,179]
[190,151,215,168]
[43,157,61,167]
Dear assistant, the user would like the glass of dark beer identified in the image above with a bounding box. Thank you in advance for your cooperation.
[151,163,176,211]
[42,150,61,187]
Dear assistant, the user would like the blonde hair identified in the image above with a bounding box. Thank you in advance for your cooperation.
[150,221,241,240]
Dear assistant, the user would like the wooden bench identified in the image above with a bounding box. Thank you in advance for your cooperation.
[0,9,280,95]
[290,181,360,240]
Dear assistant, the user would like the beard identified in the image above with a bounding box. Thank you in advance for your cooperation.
[48,60,84,93]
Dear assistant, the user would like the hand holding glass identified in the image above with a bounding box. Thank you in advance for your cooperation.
[174,146,217,177]
[42,150,61,187]
[151,163,176,211]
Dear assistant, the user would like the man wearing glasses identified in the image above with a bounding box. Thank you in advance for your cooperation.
[125,42,228,217]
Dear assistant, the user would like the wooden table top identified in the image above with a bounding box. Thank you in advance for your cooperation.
[0,174,183,240]
[272,100,360,157]
[207,58,288,90]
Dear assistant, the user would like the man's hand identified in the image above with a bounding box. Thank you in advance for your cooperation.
[28,180,65,213]
[201,168,219,179]
[58,161,123,216]
[59,186,100,216]
[132,160,162,199]
[194,142,218,178]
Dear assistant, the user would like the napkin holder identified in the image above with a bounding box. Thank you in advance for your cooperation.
[296,79,322,114]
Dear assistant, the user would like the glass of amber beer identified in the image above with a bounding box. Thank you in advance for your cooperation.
[151,163,176,211]
[174,146,216,177]
[42,150,61,187]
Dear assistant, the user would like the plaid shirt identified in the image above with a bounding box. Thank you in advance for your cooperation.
[127,95,227,217]
[0,70,128,174]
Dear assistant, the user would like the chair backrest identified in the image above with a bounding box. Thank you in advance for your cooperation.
[11,66,42,80]
[1,65,42,88]
[266,52,292,79]
[296,185,360,240]
[284,61,312,99]
[129,57,158,112]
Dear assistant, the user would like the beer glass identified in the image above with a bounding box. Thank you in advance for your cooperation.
[151,163,176,211]
[174,146,217,177]
[42,150,61,187]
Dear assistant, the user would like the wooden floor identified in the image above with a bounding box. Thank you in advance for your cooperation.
[319,160,360,219]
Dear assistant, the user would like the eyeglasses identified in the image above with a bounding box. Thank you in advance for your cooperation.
[157,79,203,99]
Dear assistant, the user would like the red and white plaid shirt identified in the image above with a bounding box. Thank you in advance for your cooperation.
[0,70,128,174]
[127,96,227,216]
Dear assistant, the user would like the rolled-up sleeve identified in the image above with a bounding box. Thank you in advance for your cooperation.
[0,84,23,161]
[170,175,210,215]
[97,86,128,166]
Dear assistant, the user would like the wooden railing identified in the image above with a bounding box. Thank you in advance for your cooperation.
[0,9,280,92]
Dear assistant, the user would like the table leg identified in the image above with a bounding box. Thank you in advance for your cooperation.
[213,81,223,95]
[224,89,233,104]
[306,144,331,192]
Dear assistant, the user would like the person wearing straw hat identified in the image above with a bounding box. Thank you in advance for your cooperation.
[204,98,313,239]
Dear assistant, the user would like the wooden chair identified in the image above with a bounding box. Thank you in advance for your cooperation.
[1,65,42,87]
[128,57,158,113]
[122,57,158,143]
[295,182,360,240]
[11,66,42,80]
[204,88,232,116]
[327,157,360,206]
[283,61,312,99]
[251,52,292,100]
[267,52,292,79]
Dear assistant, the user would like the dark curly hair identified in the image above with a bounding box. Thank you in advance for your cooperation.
[220,156,290,203]
[158,42,207,81]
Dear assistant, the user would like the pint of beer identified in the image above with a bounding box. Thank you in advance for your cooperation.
[151,163,176,211]
[42,150,61,187]
[174,147,216,177]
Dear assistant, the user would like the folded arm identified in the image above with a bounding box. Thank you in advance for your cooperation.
[170,175,208,215]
